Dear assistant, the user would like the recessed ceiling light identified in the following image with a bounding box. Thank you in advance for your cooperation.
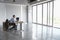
[37,0,40,1]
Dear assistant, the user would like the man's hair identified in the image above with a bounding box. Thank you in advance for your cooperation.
[13,15,15,17]
[16,17,19,20]
[6,19,9,22]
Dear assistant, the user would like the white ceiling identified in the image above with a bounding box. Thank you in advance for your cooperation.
[0,0,28,5]
[0,0,53,5]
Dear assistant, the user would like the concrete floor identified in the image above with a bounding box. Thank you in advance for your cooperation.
[0,24,60,40]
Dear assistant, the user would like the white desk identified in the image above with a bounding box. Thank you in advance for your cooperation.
[18,21,23,31]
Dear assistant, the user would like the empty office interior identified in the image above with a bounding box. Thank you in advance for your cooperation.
[0,0,60,40]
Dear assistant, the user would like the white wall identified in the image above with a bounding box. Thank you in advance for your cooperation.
[0,3,6,26]
[6,4,21,20]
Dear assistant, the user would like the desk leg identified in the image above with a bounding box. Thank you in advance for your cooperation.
[20,23,22,30]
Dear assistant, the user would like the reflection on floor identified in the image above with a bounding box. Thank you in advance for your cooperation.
[0,24,60,40]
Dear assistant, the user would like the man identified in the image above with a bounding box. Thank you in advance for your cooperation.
[15,17,20,30]
[15,17,19,25]
[9,15,17,30]
[9,15,16,23]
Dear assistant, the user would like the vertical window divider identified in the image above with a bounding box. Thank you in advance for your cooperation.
[49,2,50,25]
[46,2,49,40]
[52,1,54,27]
[32,6,33,34]
[36,5,37,23]
[51,1,54,38]
[47,3,48,25]
[42,4,43,26]
[32,6,33,23]
[36,5,38,38]
[41,4,43,40]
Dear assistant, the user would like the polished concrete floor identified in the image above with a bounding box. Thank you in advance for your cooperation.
[0,23,60,40]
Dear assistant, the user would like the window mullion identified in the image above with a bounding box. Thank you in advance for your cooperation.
[41,4,43,40]
[47,3,48,25]
[52,1,54,27]
[49,2,50,25]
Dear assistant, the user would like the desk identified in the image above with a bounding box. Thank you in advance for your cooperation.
[18,21,23,31]
[3,21,23,31]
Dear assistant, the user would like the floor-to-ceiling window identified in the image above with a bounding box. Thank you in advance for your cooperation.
[28,0,60,40]
[32,0,60,28]
[37,5,42,24]
[32,6,37,23]
[43,3,47,25]
[32,1,54,40]
[32,1,53,27]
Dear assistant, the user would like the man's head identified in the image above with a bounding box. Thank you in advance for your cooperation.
[16,17,19,21]
[13,15,15,18]
[6,19,9,22]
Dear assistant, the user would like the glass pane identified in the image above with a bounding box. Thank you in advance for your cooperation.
[50,2,53,26]
[48,2,50,25]
[54,0,60,28]
[43,3,47,25]
[37,5,42,24]
[32,6,37,22]
[48,2,53,26]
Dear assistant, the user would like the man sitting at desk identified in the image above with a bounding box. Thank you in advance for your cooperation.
[9,15,17,30]
[15,17,20,30]
[15,17,19,25]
